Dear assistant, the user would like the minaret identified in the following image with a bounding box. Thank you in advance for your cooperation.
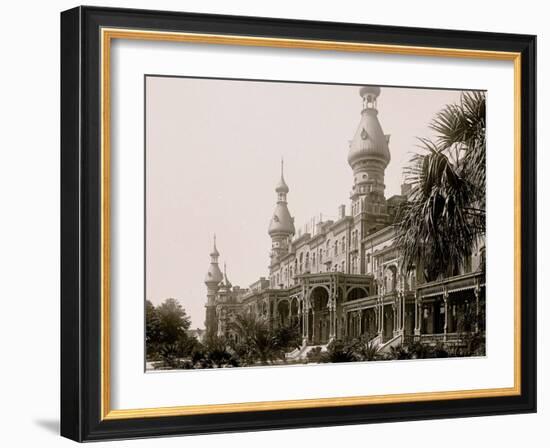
[347,86,391,228]
[268,159,295,267]
[204,235,223,334]
[222,263,232,289]
[218,263,233,299]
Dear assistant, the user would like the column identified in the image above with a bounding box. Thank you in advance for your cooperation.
[311,310,316,343]
[403,293,407,333]
[302,300,309,344]
[474,283,480,334]
[343,311,348,338]
[376,302,381,335]
[273,299,278,329]
[396,301,400,335]
[443,289,449,342]
[382,302,385,336]
[288,301,292,326]
[328,299,335,340]
[300,301,304,333]
[392,302,399,335]
[414,292,421,336]
[403,292,407,334]
[401,292,406,334]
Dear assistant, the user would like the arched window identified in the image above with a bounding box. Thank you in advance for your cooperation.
[312,252,316,267]
[319,248,323,263]
[305,252,310,270]
[342,261,346,273]
[335,240,339,256]
[342,236,346,252]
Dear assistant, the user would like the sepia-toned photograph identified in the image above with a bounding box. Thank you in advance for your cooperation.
[145,76,486,371]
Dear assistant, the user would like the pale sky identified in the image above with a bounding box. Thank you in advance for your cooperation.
[146,76,466,327]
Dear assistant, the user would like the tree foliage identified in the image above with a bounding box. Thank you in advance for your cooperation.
[228,313,300,365]
[190,335,240,368]
[307,336,381,364]
[145,298,195,364]
[396,91,486,281]
[145,300,161,358]
[156,298,191,344]
[147,302,304,369]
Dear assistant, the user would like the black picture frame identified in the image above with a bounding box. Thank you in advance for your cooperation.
[61,5,536,442]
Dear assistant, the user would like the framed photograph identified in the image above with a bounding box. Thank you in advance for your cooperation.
[60,6,536,441]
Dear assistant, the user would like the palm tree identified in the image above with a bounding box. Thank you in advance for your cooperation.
[396,91,486,282]
[228,313,281,365]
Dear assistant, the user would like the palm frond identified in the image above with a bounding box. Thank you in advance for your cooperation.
[396,91,486,281]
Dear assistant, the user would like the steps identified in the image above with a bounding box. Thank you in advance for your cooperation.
[286,343,327,361]
[377,334,403,354]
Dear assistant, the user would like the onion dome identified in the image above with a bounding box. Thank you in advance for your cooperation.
[204,235,223,284]
[209,240,219,257]
[275,159,289,194]
[268,158,295,236]
[347,86,391,168]
[204,263,223,284]
[359,85,381,100]
[275,176,289,194]
[268,204,295,236]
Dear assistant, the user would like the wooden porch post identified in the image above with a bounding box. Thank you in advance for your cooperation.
[475,280,480,334]
[443,288,449,342]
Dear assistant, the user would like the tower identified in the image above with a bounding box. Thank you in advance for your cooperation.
[268,159,295,267]
[204,235,223,334]
[218,263,233,301]
[347,86,391,232]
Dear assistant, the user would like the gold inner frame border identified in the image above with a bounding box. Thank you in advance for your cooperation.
[99,27,522,420]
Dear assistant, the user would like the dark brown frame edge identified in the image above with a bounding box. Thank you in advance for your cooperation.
[60,5,537,442]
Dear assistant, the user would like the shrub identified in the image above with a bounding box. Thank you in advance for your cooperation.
[386,344,412,360]
[189,336,240,368]
[324,339,357,363]
[306,346,326,363]
[159,343,181,369]
[407,341,433,359]
[356,338,381,361]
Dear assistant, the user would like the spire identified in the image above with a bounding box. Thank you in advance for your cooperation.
[210,234,219,257]
[269,159,295,237]
[223,262,232,289]
[275,157,289,195]
[205,234,223,285]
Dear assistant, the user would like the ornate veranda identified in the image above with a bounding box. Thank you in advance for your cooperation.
[234,270,485,349]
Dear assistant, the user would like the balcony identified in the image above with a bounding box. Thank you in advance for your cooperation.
[417,270,485,298]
